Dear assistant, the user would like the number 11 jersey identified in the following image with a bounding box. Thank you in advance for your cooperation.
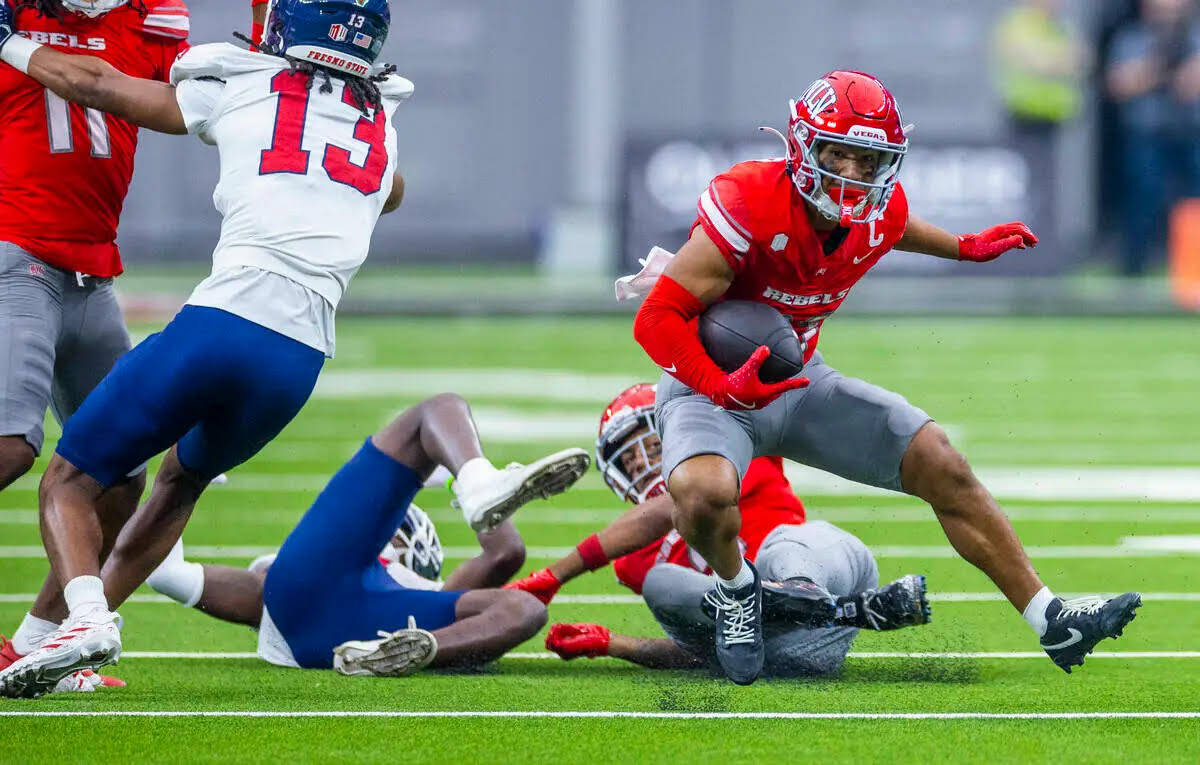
[171,43,413,314]
[0,1,190,277]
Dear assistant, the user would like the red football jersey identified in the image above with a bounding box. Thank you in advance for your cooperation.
[612,456,806,594]
[694,160,909,361]
[0,1,189,277]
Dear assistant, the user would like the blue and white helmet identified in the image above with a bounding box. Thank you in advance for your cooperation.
[262,0,390,78]
[389,505,443,582]
[61,0,128,17]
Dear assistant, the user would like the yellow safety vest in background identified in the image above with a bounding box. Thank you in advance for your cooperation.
[993,7,1081,123]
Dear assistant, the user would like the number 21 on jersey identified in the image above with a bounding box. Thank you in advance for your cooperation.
[259,70,388,195]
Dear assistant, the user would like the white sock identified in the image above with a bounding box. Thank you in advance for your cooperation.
[453,457,495,493]
[1022,586,1056,636]
[63,575,109,620]
[11,613,59,655]
[146,538,206,608]
[718,559,754,591]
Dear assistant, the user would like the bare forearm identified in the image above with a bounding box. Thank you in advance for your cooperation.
[548,494,676,582]
[895,215,959,259]
[607,634,704,670]
[23,46,186,134]
[443,520,525,590]
[382,171,405,214]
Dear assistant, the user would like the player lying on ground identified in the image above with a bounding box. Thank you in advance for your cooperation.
[507,384,928,676]
[0,0,489,698]
[60,393,586,681]
[629,70,1140,683]
[0,0,193,693]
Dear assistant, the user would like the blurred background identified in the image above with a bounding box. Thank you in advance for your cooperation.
[116,0,1200,317]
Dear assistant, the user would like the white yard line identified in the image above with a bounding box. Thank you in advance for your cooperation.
[1,592,1198,605]
[3,542,1200,560]
[102,651,1199,661]
[2,710,1197,720]
[10,465,1200,501]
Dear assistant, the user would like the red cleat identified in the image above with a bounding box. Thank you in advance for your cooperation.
[545,622,611,660]
[504,568,563,605]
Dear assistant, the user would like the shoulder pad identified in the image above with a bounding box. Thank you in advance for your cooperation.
[140,0,189,42]
[170,43,282,85]
[378,75,415,106]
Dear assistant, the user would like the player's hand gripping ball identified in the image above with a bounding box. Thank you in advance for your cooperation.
[699,300,806,384]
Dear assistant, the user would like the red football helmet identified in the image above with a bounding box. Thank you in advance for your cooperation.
[771,70,909,226]
[60,0,129,16]
[596,383,665,504]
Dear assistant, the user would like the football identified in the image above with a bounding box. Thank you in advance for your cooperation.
[698,300,805,384]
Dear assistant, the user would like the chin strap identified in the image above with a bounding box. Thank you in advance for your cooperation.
[758,126,793,176]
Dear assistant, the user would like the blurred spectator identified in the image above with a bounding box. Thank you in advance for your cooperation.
[992,0,1086,254]
[1105,0,1200,275]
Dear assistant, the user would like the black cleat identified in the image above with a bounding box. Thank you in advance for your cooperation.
[702,560,764,686]
[836,574,932,631]
[759,577,837,628]
[1040,592,1141,673]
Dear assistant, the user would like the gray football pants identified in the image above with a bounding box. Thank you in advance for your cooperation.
[641,520,878,677]
[0,242,131,455]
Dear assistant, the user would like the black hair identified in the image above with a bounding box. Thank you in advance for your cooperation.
[19,0,147,20]
[233,28,397,117]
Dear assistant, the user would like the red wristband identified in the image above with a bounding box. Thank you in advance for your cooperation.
[250,22,265,47]
[576,534,608,571]
[250,0,269,6]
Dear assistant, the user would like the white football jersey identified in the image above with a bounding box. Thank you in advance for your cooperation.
[171,43,413,311]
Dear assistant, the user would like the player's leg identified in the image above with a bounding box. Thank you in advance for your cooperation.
[442,520,526,590]
[656,373,766,684]
[146,538,265,628]
[23,276,145,629]
[639,563,720,669]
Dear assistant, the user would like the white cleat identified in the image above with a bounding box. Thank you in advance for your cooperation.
[0,611,122,699]
[451,448,590,533]
[333,617,438,677]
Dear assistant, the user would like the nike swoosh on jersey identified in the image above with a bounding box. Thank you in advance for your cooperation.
[1042,628,1084,651]
[853,253,873,264]
[662,364,677,374]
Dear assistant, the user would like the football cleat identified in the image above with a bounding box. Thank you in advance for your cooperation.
[0,634,124,693]
[758,577,837,628]
[452,448,590,532]
[1040,593,1141,673]
[333,617,438,677]
[0,611,122,699]
[836,574,932,631]
[702,560,765,686]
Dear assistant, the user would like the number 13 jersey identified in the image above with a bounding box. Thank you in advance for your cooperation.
[172,43,412,310]
[0,1,189,277]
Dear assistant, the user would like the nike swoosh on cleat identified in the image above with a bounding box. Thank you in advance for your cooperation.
[1042,628,1084,651]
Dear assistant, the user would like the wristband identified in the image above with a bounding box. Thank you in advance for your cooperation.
[250,21,265,47]
[1,36,40,75]
[250,0,269,6]
[576,534,608,571]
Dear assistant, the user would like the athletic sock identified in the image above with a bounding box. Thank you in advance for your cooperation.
[11,612,59,655]
[146,538,206,608]
[63,576,109,621]
[718,559,754,591]
[1022,586,1056,636]
[454,457,496,493]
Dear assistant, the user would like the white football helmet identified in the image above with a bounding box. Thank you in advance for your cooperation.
[61,0,129,18]
[388,505,443,582]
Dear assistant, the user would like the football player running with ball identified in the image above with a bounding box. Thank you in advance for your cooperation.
[0,0,531,698]
[509,384,930,677]
[631,71,1141,684]
[0,0,188,690]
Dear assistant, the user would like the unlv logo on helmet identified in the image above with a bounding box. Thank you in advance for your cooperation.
[800,78,837,115]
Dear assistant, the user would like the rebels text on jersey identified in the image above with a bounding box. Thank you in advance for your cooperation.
[612,457,806,594]
[0,2,190,277]
[694,160,909,361]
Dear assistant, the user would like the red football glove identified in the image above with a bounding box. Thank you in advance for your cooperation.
[957,222,1038,263]
[545,623,611,660]
[708,346,809,410]
[504,568,562,605]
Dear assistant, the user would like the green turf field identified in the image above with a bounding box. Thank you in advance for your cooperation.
[3,316,1199,763]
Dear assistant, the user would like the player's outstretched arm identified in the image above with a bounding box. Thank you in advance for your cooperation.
[507,494,676,603]
[897,214,1038,262]
[546,623,704,669]
[0,35,186,135]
